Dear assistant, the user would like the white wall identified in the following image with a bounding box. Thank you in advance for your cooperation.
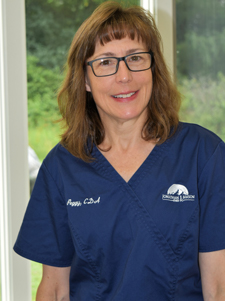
[0,0,31,300]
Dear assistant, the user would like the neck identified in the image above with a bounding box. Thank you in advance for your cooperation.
[99,118,147,152]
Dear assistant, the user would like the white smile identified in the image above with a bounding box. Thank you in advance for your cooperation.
[113,92,136,99]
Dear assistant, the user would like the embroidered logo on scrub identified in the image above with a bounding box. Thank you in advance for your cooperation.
[162,184,195,202]
[67,197,100,207]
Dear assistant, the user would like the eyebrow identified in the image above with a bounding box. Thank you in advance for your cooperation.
[94,48,145,59]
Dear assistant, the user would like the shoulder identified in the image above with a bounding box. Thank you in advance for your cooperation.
[43,143,80,170]
[170,122,225,172]
[178,122,222,142]
[44,143,72,163]
[41,143,92,181]
[175,122,223,151]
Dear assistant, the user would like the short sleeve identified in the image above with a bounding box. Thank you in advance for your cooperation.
[198,141,225,252]
[14,161,75,267]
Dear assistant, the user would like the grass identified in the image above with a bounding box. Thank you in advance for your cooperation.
[29,121,63,161]
[31,262,42,300]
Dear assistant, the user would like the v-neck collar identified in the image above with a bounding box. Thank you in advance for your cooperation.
[91,139,171,187]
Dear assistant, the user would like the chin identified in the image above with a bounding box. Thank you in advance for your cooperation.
[117,111,146,123]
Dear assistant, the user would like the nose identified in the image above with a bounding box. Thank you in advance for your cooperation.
[115,60,132,83]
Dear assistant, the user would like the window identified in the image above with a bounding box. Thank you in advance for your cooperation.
[154,0,225,140]
[176,0,225,140]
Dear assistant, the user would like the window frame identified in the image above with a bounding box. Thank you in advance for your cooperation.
[156,0,176,76]
[0,0,31,300]
[141,0,176,76]
[0,0,174,299]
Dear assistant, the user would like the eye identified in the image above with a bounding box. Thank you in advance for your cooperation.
[129,55,142,62]
[99,58,116,67]
[132,56,140,61]
[100,59,110,66]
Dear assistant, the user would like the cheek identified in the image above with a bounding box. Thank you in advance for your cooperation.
[145,74,153,95]
[137,70,152,85]
[139,76,152,95]
[90,78,113,97]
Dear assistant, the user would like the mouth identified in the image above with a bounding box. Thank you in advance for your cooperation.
[112,91,137,99]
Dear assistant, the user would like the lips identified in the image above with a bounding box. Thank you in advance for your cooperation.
[112,91,137,99]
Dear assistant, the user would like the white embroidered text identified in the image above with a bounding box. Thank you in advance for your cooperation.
[67,197,100,207]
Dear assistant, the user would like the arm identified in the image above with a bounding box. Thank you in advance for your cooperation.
[36,264,71,301]
[199,250,225,301]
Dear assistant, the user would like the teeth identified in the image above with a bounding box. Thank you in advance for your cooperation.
[114,92,135,99]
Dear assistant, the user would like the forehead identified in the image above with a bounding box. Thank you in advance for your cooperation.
[93,36,147,57]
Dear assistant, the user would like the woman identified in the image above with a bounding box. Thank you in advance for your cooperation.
[14,2,225,300]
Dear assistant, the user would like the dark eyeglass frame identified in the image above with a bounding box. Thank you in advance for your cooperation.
[86,50,154,77]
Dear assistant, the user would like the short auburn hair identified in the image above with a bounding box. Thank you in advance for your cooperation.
[58,1,181,161]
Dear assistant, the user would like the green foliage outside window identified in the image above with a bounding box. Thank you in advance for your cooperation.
[26,0,139,69]
[179,73,225,140]
[27,56,63,126]
[176,0,225,141]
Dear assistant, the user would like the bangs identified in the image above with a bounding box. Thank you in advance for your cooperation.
[96,13,151,48]
[98,24,137,45]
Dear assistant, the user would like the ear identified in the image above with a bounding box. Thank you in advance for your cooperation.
[85,76,92,92]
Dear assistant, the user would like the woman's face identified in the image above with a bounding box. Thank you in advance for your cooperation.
[85,36,153,127]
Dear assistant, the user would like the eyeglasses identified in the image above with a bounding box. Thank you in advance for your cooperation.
[86,51,154,77]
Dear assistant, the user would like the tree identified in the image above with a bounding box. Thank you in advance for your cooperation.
[178,73,225,141]
[27,55,63,126]
[176,0,225,78]
[26,0,139,69]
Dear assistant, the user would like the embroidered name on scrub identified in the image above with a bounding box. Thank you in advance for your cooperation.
[67,197,100,207]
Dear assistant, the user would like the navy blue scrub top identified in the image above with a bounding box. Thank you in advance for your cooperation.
[14,122,225,301]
